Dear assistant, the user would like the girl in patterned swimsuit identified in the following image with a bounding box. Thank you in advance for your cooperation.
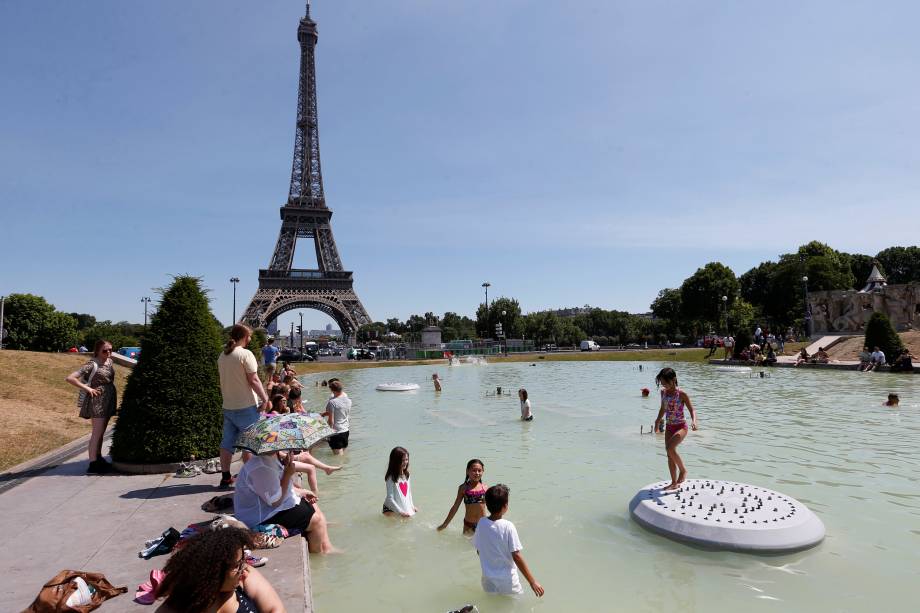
[437,459,487,534]
[653,368,698,491]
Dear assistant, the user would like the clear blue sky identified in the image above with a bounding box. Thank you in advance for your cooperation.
[2,1,919,332]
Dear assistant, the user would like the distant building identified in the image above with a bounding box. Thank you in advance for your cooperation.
[309,328,341,338]
[550,305,594,318]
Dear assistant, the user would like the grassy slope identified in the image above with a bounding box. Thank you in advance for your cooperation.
[0,350,130,471]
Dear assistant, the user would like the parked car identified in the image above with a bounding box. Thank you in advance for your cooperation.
[279,348,303,361]
[667,342,682,348]
[279,348,315,362]
[117,347,141,359]
[542,344,558,352]
[348,348,376,360]
[318,348,331,356]
[580,340,600,351]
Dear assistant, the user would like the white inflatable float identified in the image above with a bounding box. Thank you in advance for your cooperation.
[714,366,752,373]
[629,479,825,553]
[375,383,420,392]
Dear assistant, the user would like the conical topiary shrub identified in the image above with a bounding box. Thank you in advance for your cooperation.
[864,311,903,364]
[111,276,223,463]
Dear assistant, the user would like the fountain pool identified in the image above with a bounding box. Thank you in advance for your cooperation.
[298,361,919,612]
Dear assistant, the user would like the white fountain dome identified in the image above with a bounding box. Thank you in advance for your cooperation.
[629,479,825,552]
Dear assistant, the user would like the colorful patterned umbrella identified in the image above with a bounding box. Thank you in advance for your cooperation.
[235,413,334,454]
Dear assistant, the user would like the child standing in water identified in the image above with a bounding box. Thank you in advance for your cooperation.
[653,367,698,490]
[519,388,533,421]
[432,373,442,392]
[437,459,487,534]
[382,447,417,518]
[472,484,544,597]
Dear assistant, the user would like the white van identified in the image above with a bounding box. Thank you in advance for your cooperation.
[580,340,600,351]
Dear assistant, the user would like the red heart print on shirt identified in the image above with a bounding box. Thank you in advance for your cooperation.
[399,481,408,497]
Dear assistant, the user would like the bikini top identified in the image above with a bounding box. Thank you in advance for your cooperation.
[463,481,485,505]
[235,587,258,613]
[661,387,686,424]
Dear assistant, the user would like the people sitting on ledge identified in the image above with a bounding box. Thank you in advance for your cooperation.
[794,348,810,367]
[890,348,916,373]
[866,346,887,371]
[811,347,830,364]
[763,344,777,366]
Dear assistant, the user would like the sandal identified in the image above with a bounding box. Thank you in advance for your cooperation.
[174,462,201,478]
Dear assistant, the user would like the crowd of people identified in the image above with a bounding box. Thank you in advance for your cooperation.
[63,319,913,610]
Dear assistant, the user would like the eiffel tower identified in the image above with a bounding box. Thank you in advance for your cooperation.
[241,3,371,342]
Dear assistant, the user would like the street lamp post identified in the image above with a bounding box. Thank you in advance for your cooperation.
[141,297,151,329]
[299,312,304,353]
[481,282,491,337]
[230,277,240,324]
[802,276,811,339]
[721,295,728,335]
[501,309,507,355]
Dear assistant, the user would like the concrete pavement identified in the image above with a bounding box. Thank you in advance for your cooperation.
[0,443,310,612]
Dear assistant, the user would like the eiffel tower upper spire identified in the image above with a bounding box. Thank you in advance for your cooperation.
[288,1,325,207]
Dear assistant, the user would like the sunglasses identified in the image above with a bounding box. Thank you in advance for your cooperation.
[100,349,113,354]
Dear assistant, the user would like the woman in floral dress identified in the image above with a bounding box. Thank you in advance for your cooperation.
[66,339,118,473]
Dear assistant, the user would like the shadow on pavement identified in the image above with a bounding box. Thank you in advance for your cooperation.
[121,482,218,499]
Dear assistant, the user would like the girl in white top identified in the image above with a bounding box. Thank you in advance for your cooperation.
[382,446,417,518]
[519,388,533,421]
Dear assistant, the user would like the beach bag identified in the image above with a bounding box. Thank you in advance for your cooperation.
[76,362,99,411]
[22,569,127,612]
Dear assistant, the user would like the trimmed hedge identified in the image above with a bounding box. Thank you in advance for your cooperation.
[864,312,903,363]
[111,276,223,463]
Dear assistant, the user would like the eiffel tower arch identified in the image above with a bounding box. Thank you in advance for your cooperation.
[241,4,371,342]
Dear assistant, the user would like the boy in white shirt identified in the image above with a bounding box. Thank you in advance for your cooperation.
[472,484,544,598]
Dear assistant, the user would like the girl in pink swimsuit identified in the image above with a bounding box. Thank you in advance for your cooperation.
[653,368,698,491]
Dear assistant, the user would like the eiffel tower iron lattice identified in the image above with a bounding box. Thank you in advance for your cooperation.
[241,3,371,342]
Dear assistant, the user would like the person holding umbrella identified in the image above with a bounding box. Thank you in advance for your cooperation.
[233,413,338,554]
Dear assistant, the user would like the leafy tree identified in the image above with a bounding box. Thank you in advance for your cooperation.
[864,312,903,363]
[68,313,97,330]
[476,297,522,339]
[2,294,54,350]
[875,246,920,284]
[650,289,683,338]
[37,311,78,351]
[81,320,145,350]
[739,261,778,309]
[357,322,388,343]
[2,293,77,351]
[111,276,223,463]
[680,262,740,329]
[651,289,682,322]
[247,328,268,356]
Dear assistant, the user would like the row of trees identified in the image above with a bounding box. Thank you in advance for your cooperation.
[1,294,149,352]
[650,242,920,339]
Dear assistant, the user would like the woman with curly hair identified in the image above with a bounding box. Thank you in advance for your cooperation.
[155,527,284,613]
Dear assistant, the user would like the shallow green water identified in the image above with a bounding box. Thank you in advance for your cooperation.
[298,361,919,612]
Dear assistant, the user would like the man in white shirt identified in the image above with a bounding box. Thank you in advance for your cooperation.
[321,380,352,455]
[868,346,887,371]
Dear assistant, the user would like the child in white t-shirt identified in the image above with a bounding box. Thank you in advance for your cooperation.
[472,484,544,597]
[382,446,417,518]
